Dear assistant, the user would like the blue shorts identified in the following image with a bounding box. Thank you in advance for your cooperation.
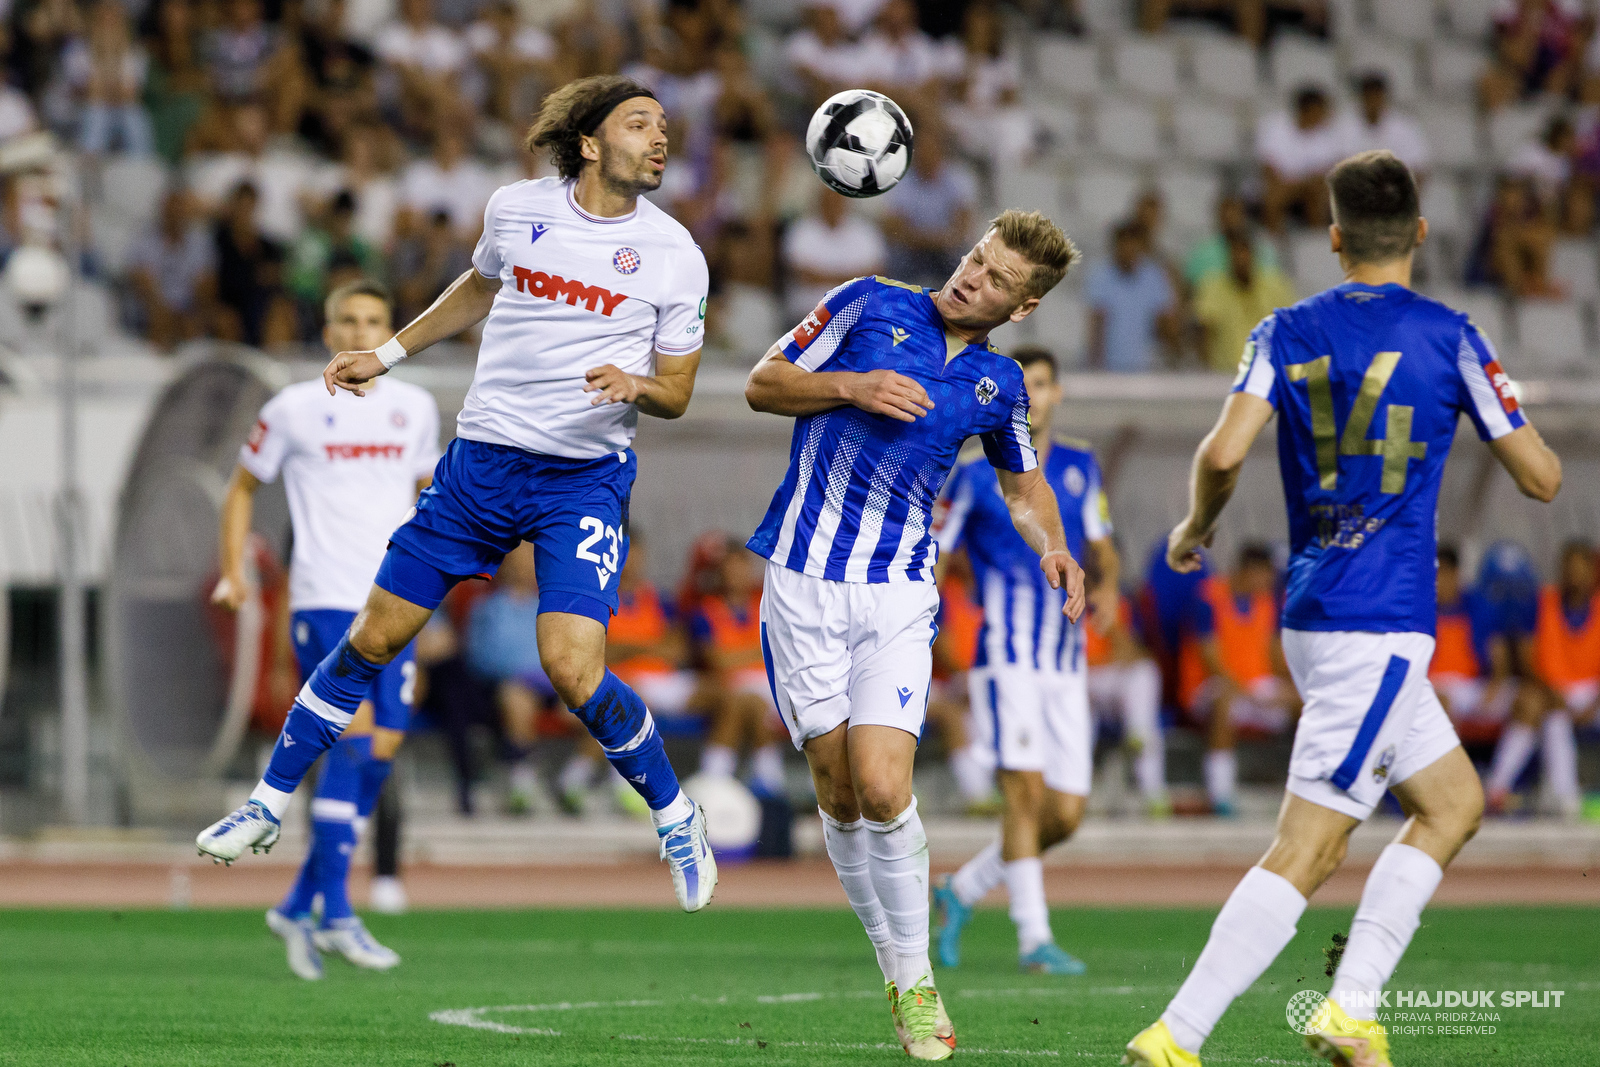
[291,609,416,732]
[384,437,636,625]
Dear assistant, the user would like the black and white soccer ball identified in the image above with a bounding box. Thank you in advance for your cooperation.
[805,89,914,198]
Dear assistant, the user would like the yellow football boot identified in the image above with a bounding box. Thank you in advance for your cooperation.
[1305,998,1392,1067]
[1122,1020,1202,1066]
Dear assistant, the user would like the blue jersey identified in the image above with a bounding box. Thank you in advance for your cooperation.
[936,440,1111,671]
[1232,282,1526,635]
[748,276,1036,584]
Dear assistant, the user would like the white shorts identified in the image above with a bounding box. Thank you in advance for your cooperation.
[1431,674,1517,724]
[760,562,939,750]
[1282,629,1462,820]
[969,663,1092,796]
[629,670,700,717]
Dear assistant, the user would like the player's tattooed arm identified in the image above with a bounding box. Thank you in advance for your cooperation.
[324,269,501,396]
[744,339,934,421]
[1168,392,1275,573]
[998,467,1086,622]
[211,465,262,611]
[584,349,702,418]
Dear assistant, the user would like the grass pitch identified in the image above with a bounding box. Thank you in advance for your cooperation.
[1,904,1591,1065]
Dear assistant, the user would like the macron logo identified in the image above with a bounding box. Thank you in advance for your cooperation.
[511,266,628,316]
[897,686,914,707]
[530,223,548,242]
[282,733,296,747]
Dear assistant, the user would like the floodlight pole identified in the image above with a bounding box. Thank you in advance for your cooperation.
[57,196,88,826]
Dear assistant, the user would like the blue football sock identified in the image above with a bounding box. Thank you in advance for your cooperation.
[253,638,385,812]
[357,755,395,819]
[312,818,358,924]
[572,670,682,811]
[279,844,321,919]
[310,735,368,925]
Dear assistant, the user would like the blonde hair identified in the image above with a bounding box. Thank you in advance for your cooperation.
[987,209,1080,299]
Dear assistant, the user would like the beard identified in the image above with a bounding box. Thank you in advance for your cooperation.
[598,140,665,196]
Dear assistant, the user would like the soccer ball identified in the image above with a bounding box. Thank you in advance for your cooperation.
[805,89,914,198]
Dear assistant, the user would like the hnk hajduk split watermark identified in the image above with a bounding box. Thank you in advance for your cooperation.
[1287,988,1567,1038]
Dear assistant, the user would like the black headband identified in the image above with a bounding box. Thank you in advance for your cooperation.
[576,86,658,136]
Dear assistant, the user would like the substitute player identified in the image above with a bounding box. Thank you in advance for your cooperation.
[212,280,439,978]
[1123,151,1561,1067]
[198,75,719,911]
[931,345,1118,976]
[745,210,1084,1060]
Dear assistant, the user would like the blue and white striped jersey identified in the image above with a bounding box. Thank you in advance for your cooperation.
[936,440,1112,672]
[747,276,1037,584]
[1233,282,1527,635]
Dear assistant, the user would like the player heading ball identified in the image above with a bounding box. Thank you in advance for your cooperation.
[1124,152,1562,1067]
[198,75,719,913]
[744,209,1082,1060]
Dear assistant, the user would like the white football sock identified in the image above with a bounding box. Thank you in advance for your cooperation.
[949,746,994,802]
[1160,865,1306,1054]
[864,797,935,992]
[1485,721,1537,794]
[1204,749,1236,806]
[1540,712,1580,808]
[557,753,597,795]
[820,807,895,983]
[1329,843,1443,1021]
[950,841,1004,907]
[1005,856,1053,954]
[1123,661,1166,799]
[751,745,786,795]
[508,761,538,794]
[700,744,737,779]
[649,788,694,830]
[248,782,294,820]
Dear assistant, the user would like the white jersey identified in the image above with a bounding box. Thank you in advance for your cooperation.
[463,177,710,459]
[239,378,442,612]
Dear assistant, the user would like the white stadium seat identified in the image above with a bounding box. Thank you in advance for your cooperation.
[1030,102,1082,156]
[1437,289,1511,356]
[1372,0,1439,41]
[1268,36,1339,93]
[1288,231,1347,294]
[1071,163,1144,233]
[1189,36,1259,103]
[1488,103,1552,162]
[1112,36,1181,98]
[1035,35,1102,98]
[1445,0,1499,39]
[1154,167,1221,232]
[1514,302,1590,377]
[1347,38,1421,104]
[98,156,170,228]
[1092,97,1164,163]
[1021,291,1088,366]
[1551,240,1600,303]
[995,163,1065,219]
[1425,40,1487,101]
[1418,176,1467,240]
[1172,98,1244,163]
[1418,106,1483,171]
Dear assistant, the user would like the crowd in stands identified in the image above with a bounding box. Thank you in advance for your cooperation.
[6,0,1600,372]
[288,513,1593,822]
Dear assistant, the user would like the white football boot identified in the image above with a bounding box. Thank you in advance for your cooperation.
[314,917,401,971]
[657,801,718,912]
[197,800,281,864]
[265,908,323,981]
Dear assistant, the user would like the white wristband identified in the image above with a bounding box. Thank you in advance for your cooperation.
[375,336,407,369]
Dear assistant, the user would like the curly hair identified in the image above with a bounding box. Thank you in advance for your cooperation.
[524,75,656,180]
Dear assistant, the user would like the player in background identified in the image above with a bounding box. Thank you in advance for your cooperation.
[692,542,789,797]
[211,280,440,978]
[930,345,1118,976]
[1483,540,1597,817]
[557,528,706,814]
[1177,543,1300,815]
[1428,544,1519,755]
[928,554,993,811]
[198,75,719,912]
[1123,151,1561,1067]
[745,210,1084,1060]
[1085,583,1168,817]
